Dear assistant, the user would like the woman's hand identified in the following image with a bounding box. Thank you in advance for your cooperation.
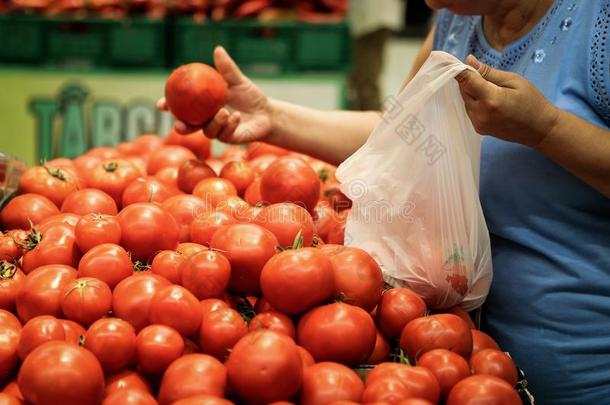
[455,55,559,148]
[158,46,273,144]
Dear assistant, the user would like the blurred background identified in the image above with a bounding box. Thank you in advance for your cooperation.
[0,0,433,166]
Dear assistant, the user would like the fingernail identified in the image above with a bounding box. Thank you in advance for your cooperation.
[468,55,481,70]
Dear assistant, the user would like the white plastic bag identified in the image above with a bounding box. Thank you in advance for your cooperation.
[336,51,492,311]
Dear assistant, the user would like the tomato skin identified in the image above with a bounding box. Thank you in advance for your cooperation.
[297,303,376,366]
[198,307,247,360]
[15,264,77,323]
[20,222,81,274]
[149,285,202,336]
[376,288,427,339]
[0,231,25,262]
[260,157,321,214]
[193,178,238,208]
[18,341,105,405]
[155,167,180,189]
[0,194,60,230]
[469,349,518,386]
[446,375,521,405]
[0,262,24,312]
[157,353,227,405]
[162,195,209,242]
[136,324,184,375]
[220,146,247,163]
[244,177,264,206]
[112,273,171,331]
[86,159,141,207]
[300,362,364,405]
[86,147,122,160]
[366,364,440,404]
[190,211,237,247]
[177,242,206,257]
[173,395,234,405]
[0,326,20,380]
[117,203,180,262]
[261,248,334,315]
[180,249,231,300]
[249,312,295,339]
[253,203,316,248]
[0,393,20,405]
[471,329,501,355]
[78,243,133,290]
[75,213,122,253]
[61,188,118,216]
[246,142,288,160]
[165,129,212,161]
[132,135,165,157]
[227,330,303,405]
[60,319,86,346]
[85,318,136,373]
[297,345,315,369]
[150,250,185,284]
[400,314,473,363]
[0,310,21,330]
[320,246,384,312]
[17,315,66,360]
[122,176,179,207]
[177,159,217,194]
[147,145,198,175]
[36,212,81,228]
[1,381,23,401]
[104,370,151,397]
[417,349,471,398]
[102,388,157,405]
[220,161,256,196]
[366,330,391,365]
[362,378,413,404]
[61,277,112,326]
[395,400,435,405]
[18,165,80,208]
[210,224,278,295]
[200,298,230,314]
[313,202,341,242]
[254,296,276,314]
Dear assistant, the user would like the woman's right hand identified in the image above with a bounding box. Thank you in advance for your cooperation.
[157,46,274,144]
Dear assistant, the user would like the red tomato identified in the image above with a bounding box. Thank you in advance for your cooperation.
[396,400,435,405]
[0,393,20,405]
[183,337,201,355]
[446,375,521,405]
[297,303,376,366]
[162,195,209,242]
[320,246,383,312]
[198,307,247,360]
[165,129,212,160]
[260,157,320,213]
[324,187,352,212]
[173,396,234,405]
[220,146,247,163]
[200,298,230,314]
[85,318,136,373]
[471,329,501,355]
[112,273,171,331]
[249,154,278,175]
[20,222,80,274]
[136,324,184,374]
[440,306,476,329]
[117,203,180,262]
[0,326,20,379]
[18,341,104,405]
[125,156,147,175]
[78,243,133,290]
[325,218,346,245]
[260,247,334,315]
[61,319,86,346]
[147,145,198,175]
[366,364,440,403]
[297,345,315,369]
[177,159,217,194]
[469,349,518,386]
[220,161,255,196]
[246,142,288,160]
[61,188,118,216]
[376,288,427,339]
[155,166,180,189]
[17,315,66,360]
[215,196,251,222]
[0,231,25,262]
[418,349,471,398]
[86,147,122,160]
[248,312,295,339]
[15,264,77,322]
[74,214,121,253]
[86,159,141,207]
[180,249,231,300]
[0,261,24,311]
[1,381,23,401]
[149,285,202,336]
[133,134,165,156]
[366,330,390,365]
[102,388,157,405]
[104,370,151,397]
[122,176,179,207]
[193,178,238,208]
[36,212,81,228]
[0,310,21,330]
[206,159,224,175]
[190,211,237,247]
[400,314,473,363]
[61,277,112,326]
[177,242,206,256]
[300,362,364,405]
[253,203,316,248]
[362,378,413,404]
[226,330,303,404]
[18,165,80,208]
[150,250,185,284]
[157,353,227,405]
[313,202,341,242]
[73,155,101,178]
[210,224,278,295]
[244,177,264,206]
[0,194,60,230]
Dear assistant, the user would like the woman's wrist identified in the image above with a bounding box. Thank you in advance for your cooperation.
[532,102,562,152]
[263,98,286,147]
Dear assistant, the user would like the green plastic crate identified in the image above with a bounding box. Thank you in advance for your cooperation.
[0,15,45,63]
[45,17,111,67]
[295,22,350,71]
[173,19,232,66]
[109,18,167,68]
[232,22,294,74]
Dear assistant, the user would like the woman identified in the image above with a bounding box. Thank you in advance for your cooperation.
[160,1,610,402]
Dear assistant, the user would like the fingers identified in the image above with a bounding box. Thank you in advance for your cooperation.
[157,97,168,111]
[217,112,241,143]
[465,55,515,87]
[203,108,231,139]
[214,46,246,86]
[174,120,200,135]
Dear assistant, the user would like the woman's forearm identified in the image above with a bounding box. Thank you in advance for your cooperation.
[265,99,381,166]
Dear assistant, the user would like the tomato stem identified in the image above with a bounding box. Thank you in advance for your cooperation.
[103,161,119,172]
[0,260,17,279]
[44,165,68,181]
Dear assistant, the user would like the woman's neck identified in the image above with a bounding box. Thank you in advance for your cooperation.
[483,0,555,50]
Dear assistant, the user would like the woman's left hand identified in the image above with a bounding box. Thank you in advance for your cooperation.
[455,55,559,148]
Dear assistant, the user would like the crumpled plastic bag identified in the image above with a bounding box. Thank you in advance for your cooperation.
[336,51,492,311]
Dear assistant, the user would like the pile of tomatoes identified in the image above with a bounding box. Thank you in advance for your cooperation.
[0,131,522,405]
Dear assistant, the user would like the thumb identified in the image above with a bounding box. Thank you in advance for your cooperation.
[214,46,246,86]
[466,54,512,86]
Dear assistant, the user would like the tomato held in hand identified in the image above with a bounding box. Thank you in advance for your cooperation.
[149,285,202,336]
[177,159,217,194]
[297,303,376,366]
[147,145,198,175]
[417,349,471,399]
[300,362,364,405]
[20,222,81,274]
[17,315,66,360]
[165,129,212,161]
[122,176,179,207]
[85,318,136,373]
[0,325,20,379]
[446,375,521,405]
[253,203,316,248]
[366,364,440,404]
[260,247,334,315]
[85,159,141,207]
[220,161,256,196]
[248,311,295,339]
[78,243,133,290]
[136,324,184,375]
[19,165,80,208]
[18,341,105,405]
[61,277,112,326]
[376,288,427,339]
[469,349,518,386]
[117,203,180,262]
[198,307,247,360]
[227,330,303,405]
[162,195,209,243]
[471,329,501,355]
[0,261,24,311]
[112,273,171,331]
[0,194,60,230]
[180,249,231,300]
[157,353,227,405]
[61,188,118,215]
